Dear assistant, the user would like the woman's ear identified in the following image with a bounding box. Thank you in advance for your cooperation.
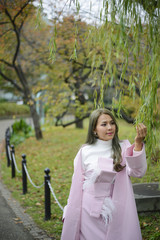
[94,131,98,137]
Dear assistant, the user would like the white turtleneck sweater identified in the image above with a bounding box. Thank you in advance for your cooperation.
[81,139,142,173]
[82,139,116,172]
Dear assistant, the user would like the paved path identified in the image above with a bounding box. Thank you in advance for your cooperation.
[0,120,53,240]
[0,185,35,240]
[0,117,33,142]
[0,180,52,240]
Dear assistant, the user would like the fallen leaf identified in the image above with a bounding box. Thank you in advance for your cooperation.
[15,221,23,224]
[13,218,20,221]
[143,222,148,227]
[36,202,41,206]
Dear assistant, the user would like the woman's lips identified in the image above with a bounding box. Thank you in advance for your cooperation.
[106,132,114,135]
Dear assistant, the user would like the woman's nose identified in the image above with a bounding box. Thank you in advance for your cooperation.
[107,124,112,129]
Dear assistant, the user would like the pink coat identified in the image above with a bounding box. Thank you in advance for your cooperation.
[61,140,147,240]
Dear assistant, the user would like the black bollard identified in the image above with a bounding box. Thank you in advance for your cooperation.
[5,127,10,140]
[44,168,51,220]
[22,154,27,194]
[11,145,15,178]
[5,136,11,167]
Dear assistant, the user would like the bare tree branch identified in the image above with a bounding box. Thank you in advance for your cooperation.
[22,32,53,69]
[0,21,10,25]
[4,9,20,66]
[14,64,28,88]
[57,113,90,128]
[0,28,12,37]
[72,60,141,96]
[0,70,23,92]
[13,0,32,22]
[0,59,13,68]
[56,106,135,128]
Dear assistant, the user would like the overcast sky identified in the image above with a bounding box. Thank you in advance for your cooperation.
[34,0,148,26]
[34,0,105,25]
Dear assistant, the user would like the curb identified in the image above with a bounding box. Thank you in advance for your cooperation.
[133,183,160,213]
[0,115,31,120]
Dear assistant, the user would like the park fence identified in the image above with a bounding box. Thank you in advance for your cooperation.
[5,127,64,221]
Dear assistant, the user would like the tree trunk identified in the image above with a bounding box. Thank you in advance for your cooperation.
[75,91,86,129]
[29,100,43,140]
[16,65,43,140]
[75,117,83,129]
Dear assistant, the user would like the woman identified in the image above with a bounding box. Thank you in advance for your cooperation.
[61,108,147,240]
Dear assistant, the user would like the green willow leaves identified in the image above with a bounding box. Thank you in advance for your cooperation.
[38,0,160,162]
[79,0,160,162]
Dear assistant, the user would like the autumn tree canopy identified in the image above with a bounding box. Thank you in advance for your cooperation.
[43,16,95,128]
[0,0,52,139]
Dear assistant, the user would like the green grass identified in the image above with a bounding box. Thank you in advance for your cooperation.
[1,119,160,240]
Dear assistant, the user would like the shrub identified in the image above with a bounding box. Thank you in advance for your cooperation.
[10,119,33,145]
[0,102,30,117]
[12,119,32,135]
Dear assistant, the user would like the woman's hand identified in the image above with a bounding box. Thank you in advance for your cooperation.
[134,123,147,151]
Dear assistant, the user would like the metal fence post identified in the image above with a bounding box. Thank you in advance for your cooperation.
[44,168,51,220]
[5,129,11,167]
[22,154,27,194]
[11,145,15,178]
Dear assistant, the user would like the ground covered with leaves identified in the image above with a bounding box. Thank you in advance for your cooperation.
[1,119,160,240]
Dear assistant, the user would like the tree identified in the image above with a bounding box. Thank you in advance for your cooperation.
[79,0,160,160]
[56,16,93,128]
[0,0,51,139]
[38,0,160,160]
[43,16,95,129]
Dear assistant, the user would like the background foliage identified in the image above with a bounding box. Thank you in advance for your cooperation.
[0,102,30,117]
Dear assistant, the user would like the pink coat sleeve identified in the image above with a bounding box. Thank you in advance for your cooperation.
[124,140,147,178]
[62,149,81,220]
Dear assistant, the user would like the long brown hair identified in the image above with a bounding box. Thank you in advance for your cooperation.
[85,108,125,172]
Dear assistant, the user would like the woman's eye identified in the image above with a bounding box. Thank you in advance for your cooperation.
[101,123,106,126]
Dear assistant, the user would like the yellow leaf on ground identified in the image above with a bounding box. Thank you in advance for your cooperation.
[36,202,41,206]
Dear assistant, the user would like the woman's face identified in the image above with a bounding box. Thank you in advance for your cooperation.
[94,114,116,141]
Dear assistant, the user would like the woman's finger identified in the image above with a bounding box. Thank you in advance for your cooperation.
[136,123,147,138]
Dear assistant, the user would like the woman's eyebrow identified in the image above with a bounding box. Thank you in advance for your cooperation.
[101,120,108,123]
[102,119,113,122]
